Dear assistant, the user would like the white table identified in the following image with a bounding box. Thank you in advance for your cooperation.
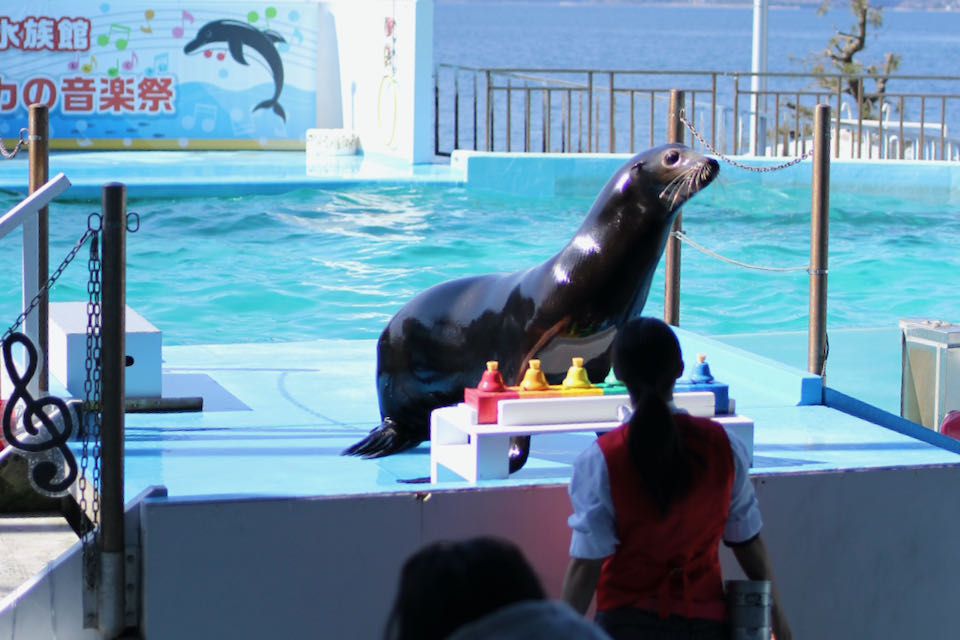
[430,392,754,482]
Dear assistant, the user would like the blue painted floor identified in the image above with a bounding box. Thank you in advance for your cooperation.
[49,329,953,504]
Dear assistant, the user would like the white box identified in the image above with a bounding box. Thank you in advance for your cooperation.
[49,301,162,399]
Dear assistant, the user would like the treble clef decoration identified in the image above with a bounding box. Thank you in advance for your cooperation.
[2,331,79,496]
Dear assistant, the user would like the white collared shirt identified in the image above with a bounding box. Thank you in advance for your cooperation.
[568,409,762,559]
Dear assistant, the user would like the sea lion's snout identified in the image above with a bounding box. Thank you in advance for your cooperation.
[655,146,719,211]
[700,156,720,187]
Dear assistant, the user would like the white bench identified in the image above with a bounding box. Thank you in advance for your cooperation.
[430,392,754,483]
[48,301,162,399]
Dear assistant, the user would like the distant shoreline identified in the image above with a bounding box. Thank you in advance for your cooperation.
[435,0,959,10]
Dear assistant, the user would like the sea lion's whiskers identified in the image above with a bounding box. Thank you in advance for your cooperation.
[660,166,697,209]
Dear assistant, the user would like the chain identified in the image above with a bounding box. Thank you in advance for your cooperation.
[672,230,814,273]
[0,127,29,159]
[80,215,102,592]
[679,110,813,172]
[3,227,98,343]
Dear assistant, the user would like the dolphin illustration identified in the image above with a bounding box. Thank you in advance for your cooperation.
[184,19,287,122]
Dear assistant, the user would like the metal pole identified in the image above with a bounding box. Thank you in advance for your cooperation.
[608,72,615,152]
[25,104,49,395]
[749,0,768,155]
[587,72,593,153]
[665,90,684,327]
[99,182,126,636]
[485,71,492,151]
[433,70,440,156]
[809,104,830,378]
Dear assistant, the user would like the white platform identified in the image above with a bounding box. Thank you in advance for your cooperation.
[430,392,754,482]
[49,301,162,399]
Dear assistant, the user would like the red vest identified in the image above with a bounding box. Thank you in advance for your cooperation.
[595,413,734,621]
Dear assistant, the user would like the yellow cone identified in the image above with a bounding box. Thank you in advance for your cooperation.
[562,357,592,388]
[521,359,550,390]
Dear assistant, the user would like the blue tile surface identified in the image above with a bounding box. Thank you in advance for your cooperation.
[94,335,960,503]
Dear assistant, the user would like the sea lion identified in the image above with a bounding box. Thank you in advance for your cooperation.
[343,144,719,471]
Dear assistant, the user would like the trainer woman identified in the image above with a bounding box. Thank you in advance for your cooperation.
[561,317,790,640]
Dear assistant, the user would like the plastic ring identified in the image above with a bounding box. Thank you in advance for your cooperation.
[377,75,399,147]
[126,212,140,233]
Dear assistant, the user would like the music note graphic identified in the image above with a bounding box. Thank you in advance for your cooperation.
[247,6,278,29]
[182,103,218,133]
[172,10,194,38]
[141,9,155,33]
[122,51,139,71]
[277,28,303,53]
[231,109,255,136]
[68,53,80,70]
[2,333,78,496]
[98,23,130,50]
[108,59,120,77]
[146,52,169,76]
[81,55,97,73]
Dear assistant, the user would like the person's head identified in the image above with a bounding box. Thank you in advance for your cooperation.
[384,536,546,640]
[612,316,684,403]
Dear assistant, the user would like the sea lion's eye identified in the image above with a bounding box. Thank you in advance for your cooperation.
[664,150,681,166]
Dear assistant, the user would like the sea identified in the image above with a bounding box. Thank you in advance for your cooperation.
[433,1,960,79]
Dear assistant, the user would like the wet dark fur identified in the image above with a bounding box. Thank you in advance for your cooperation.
[343,144,719,471]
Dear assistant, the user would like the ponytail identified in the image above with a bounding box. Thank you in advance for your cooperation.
[626,386,692,516]
[612,317,701,516]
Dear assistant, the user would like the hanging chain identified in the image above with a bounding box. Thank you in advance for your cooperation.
[2,227,98,344]
[79,213,102,592]
[672,230,814,273]
[679,109,813,172]
[0,127,29,159]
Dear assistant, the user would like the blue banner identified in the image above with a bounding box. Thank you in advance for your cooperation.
[0,1,318,149]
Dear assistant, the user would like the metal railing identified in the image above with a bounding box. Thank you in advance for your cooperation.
[434,66,960,161]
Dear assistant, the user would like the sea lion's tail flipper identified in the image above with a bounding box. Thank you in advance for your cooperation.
[342,417,421,458]
[508,435,531,473]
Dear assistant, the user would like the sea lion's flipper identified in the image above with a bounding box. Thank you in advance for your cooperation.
[342,417,422,458]
[508,436,531,473]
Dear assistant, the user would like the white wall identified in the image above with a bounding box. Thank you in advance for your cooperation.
[322,0,435,163]
[139,465,960,639]
[6,465,960,639]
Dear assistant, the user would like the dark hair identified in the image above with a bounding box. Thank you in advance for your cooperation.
[612,317,699,516]
[383,536,546,640]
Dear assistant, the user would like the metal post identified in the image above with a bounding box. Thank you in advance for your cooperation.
[433,70,440,156]
[484,71,492,151]
[664,90,684,327]
[99,182,126,636]
[25,104,49,395]
[809,105,830,378]
[749,0,768,155]
[608,72,615,152]
[587,72,593,153]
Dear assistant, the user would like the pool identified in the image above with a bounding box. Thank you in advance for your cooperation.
[1,168,958,346]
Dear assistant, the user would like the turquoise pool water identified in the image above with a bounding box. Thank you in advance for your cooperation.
[0,179,958,345]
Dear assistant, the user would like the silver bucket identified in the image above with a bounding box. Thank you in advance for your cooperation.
[726,579,771,640]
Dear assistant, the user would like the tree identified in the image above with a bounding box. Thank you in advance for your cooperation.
[807,0,901,118]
